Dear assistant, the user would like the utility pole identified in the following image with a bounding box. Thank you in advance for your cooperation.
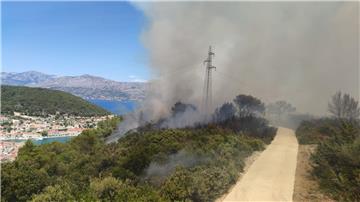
[202,46,216,119]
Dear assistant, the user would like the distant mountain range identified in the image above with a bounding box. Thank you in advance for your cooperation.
[1,71,56,85]
[1,71,146,101]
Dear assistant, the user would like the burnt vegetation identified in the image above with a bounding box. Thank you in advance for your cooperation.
[212,95,275,144]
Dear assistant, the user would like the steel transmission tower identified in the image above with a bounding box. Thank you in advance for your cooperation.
[202,46,216,118]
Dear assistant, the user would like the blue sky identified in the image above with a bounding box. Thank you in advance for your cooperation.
[2,1,150,82]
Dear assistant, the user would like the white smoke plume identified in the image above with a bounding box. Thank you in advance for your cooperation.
[139,2,358,115]
[107,2,359,142]
[159,106,202,128]
[144,149,209,184]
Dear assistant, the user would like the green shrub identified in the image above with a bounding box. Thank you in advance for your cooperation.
[299,119,360,201]
[296,118,340,144]
[312,136,360,201]
[1,117,269,202]
[161,167,195,201]
[31,183,75,202]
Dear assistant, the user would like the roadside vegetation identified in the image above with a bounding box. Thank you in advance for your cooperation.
[1,94,276,202]
[1,85,110,116]
[266,100,314,130]
[295,91,360,201]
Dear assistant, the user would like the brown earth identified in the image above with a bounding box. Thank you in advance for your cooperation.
[293,145,335,202]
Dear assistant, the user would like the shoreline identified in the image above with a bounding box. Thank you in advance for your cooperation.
[1,134,79,141]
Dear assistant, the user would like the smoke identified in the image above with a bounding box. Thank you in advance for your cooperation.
[107,2,358,142]
[144,149,208,184]
[137,2,358,116]
[106,101,204,143]
[159,106,200,128]
[106,112,141,143]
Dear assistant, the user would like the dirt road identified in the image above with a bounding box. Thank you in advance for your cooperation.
[223,127,298,202]
[293,145,334,202]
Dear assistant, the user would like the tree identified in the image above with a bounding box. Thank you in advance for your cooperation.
[31,184,75,202]
[213,102,236,122]
[89,176,165,201]
[90,177,123,201]
[233,95,265,118]
[267,101,296,120]
[41,130,48,137]
[328,91,360,120]
[161,167,195,201]
[1,163,50,202]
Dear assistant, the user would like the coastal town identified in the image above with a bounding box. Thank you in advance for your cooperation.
[0,112,114,162]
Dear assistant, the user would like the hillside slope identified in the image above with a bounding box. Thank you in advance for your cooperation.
[1,85,110,116]
[1,118,274,202]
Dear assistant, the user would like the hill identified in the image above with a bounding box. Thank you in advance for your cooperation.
[1,117,276,202]
[1,94,277,202]
[1,71,146,101]
[1,71,55,86]
[1,85,110,116]
[37,74,146,101]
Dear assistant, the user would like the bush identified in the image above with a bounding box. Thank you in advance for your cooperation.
[216,116,277,144]
[160,167,195,201]
[1,117,121,202]
[310,121,360,201]
[31,183,75,202]
[1,117,269,202]
[297,118,360,201]
[87,177,166,202]
[296,118,341,144]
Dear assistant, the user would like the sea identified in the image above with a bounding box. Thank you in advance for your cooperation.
[4,136,73,145]
[88,99,139,115]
